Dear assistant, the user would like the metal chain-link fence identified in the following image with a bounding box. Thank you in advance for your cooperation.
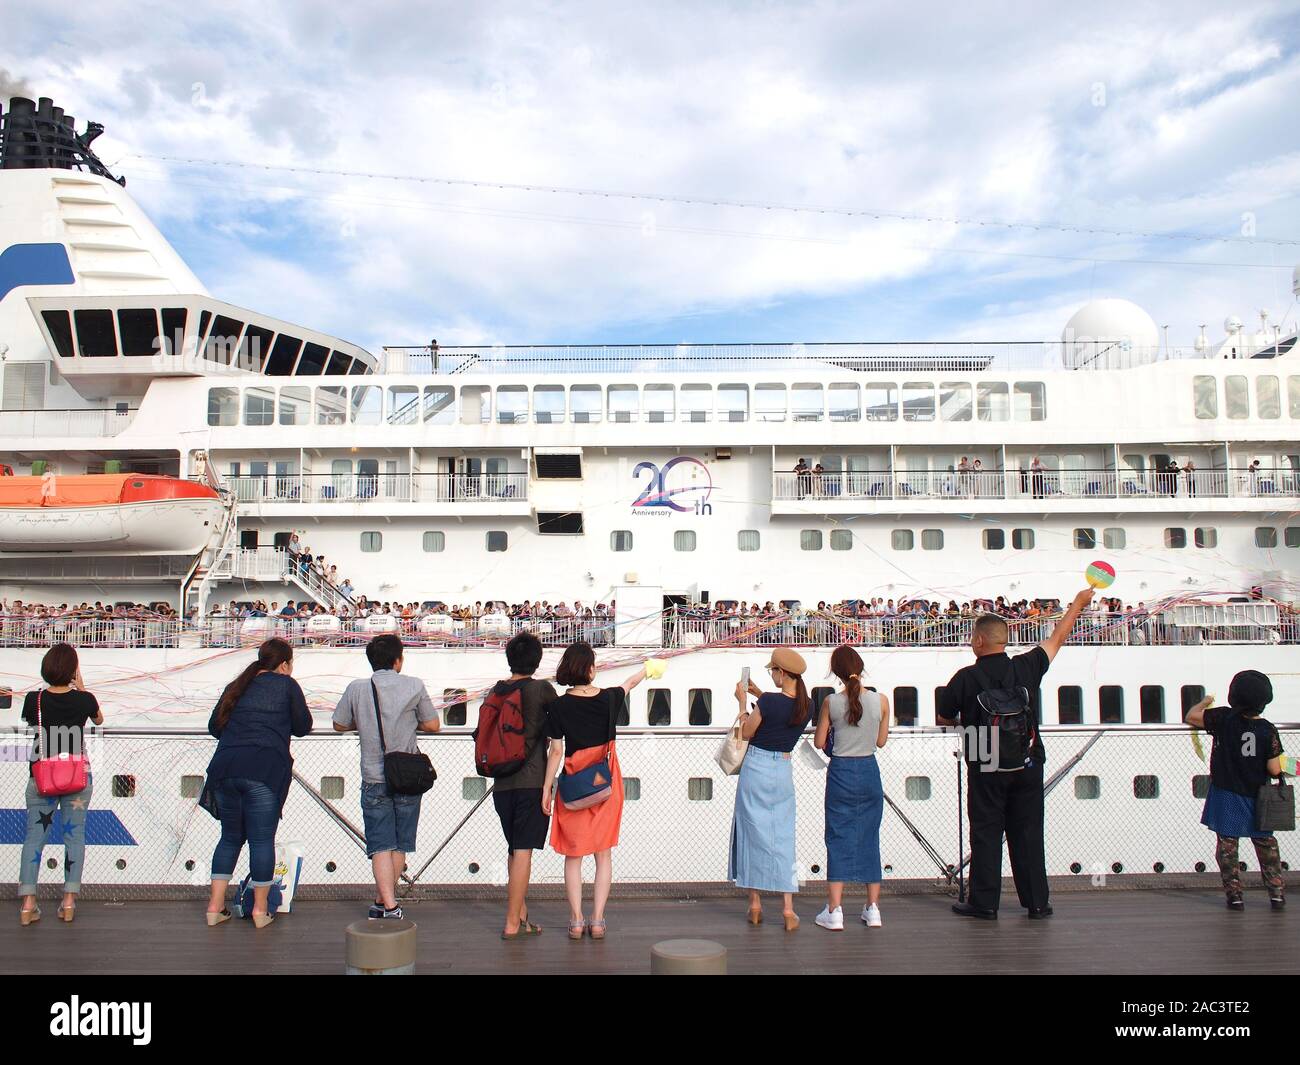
[4,726,1295,900]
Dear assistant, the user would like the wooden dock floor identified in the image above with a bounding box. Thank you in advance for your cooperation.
[3,889,1294,975]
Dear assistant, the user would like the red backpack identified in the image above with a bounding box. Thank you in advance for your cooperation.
[473,681,529,777]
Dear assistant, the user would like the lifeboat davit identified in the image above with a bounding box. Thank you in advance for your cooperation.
[0,474,226,554]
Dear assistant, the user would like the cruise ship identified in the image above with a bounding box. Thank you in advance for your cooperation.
[0,94,1296,893]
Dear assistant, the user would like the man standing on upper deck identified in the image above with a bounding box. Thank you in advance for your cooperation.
[937,588,1095,920]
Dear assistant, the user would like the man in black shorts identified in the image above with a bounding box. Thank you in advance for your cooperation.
[491,631,557,938]
[938,588,1094,920]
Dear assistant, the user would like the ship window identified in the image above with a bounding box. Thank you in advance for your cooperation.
[681,383,713,423]
[892,529,914,551]
[976,381,1009,421]
[791,383,823,422]
[1099,685,1124,723]
[893,687,918,726]
[902,382,935,422]
[569,384,601,424]
[1224,375,1249,419]
[266,334,302,375]
[940,382,972,421]
[1013,381,1046,421]
[1257,376,1281,419]
[1058,686,1083,724]
[644,383,674,423]
[1192,775,1211,799]
[647,689,671,726]
[117,308,159,357]
[1074,528,1097,550]
[921,529,943,550]
[863,382,897,422]
[243,387,275,426]
[738,529,760,551]
[904,777,931,801]
[496,385,527,424]
[423,386,455,424]
[1012,528,1035,550]
[608,384,638,423]
[1195,527,1217,548]
[278,386,310,426]
[360,532,382,552]
[1164,527,1187,549]
[1193,376,1218,419]
[828,382,859,422]
[1103,527,1126,549]
[74,309,117,357]
[800,529,823,551]
[525,383,562,424]
[1134,775,1160,800]
[324,350,352,375]
[537,512,583,535]
[422,532,445,552]
[1290,376,1300,418]
[755,382,786,422]
[315,386,347,425]
[387,385,418,424]
[238,324,275,372]
[1286,527,1300,548]
[486,531,508,552]
[1255,526,1278,548]
[983,529,1005,550]
[610,530,632,552]
[197,309,212,345]
[347,357,368,375]
[350,385,381,424]
[203,315,244,364]
[674,530,697,552]
[718,383,749,422]
[206,387,239,427]
[813,687,835,718]
[1180,685,1206,720]
[688,689,712,725]
[41,310,74,358]
[830,529,853,551]
[296,342,329,376]
[1075,776,1101,800]
[443,690,467,727]
[1140,685,1165,723]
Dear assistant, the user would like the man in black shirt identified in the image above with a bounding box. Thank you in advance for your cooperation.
[938,588,1095,919]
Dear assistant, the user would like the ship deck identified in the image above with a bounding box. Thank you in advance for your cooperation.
[3,888,1293,975]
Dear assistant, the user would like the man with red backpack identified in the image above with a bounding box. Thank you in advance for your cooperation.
[476,630,557,938]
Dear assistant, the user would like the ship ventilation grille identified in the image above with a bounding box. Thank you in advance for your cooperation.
[2,362,45,410]
[535,454,582,479]
[537,512,584,535]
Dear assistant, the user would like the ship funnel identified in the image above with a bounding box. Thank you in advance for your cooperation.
[0,93,122,183]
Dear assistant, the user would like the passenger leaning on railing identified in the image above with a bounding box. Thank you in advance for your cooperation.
[18,643,102,927]
[204,638,313,929]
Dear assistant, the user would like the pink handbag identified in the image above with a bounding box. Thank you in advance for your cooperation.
[32,690,89,798]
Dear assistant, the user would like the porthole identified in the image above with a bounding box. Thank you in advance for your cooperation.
[469,862,481,874]
[1194,861,1206,873]
[462,778,487,801]
[687,778,713,801]
[1111,862,1123,874]
[1069,862,1082,874]
[624,777,641,801]
[904,776,931,800]
[180,774,203,798]
[1153,862,1164,873]
[1075,775,1101,800]
[320,776,345,800]
[112,774,136,798]
[325,861,338,873]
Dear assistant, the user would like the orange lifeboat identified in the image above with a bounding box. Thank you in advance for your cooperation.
[0,473,226,554]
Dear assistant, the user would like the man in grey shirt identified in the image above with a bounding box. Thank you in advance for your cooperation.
[333,634,440,919]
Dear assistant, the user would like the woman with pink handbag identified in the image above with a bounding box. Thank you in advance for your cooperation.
[18,643,102,926]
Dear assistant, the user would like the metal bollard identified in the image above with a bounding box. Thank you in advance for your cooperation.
[345,919,417,975]
[650,938,727,975]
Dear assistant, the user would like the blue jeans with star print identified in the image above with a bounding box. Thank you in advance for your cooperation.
[18,773,93,896]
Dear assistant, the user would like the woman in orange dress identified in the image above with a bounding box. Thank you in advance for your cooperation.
[542,641,648,941]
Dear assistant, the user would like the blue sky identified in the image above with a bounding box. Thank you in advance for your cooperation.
[5,1,1300,353]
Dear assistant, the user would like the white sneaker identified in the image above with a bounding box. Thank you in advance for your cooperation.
[861,904,882,927]
[815,906,844,931]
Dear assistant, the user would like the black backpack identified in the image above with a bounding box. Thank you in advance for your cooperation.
[967,660,1037,772]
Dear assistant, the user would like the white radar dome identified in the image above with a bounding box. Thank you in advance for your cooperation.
[1060,299,1161,369]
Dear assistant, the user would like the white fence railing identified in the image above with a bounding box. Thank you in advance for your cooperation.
[0,408,138,437]
[225,473,528,505]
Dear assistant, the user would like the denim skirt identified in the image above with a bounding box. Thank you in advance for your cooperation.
[1201,784,1268,840]
[824,754,883,883]
[729,747,798,893]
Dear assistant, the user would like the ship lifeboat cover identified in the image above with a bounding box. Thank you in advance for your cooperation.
[0,474,220,507]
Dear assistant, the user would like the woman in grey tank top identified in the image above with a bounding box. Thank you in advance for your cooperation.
[813,646,890,931]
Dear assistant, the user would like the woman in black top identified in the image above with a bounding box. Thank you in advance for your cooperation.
[1186,670,1286,910]
[204,638,313,928]
[18,643,103,925]
[542,641,649,940]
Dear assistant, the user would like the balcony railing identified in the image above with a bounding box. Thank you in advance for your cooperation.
[773,468,1296,503]
[226,472,528,504]
[0,408,138,437]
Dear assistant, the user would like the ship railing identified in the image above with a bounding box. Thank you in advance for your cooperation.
[224,473,528,505]
[0,615,182,649]
[0,407,138,437]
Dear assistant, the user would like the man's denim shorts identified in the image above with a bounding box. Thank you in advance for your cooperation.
[360,780,422,857]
